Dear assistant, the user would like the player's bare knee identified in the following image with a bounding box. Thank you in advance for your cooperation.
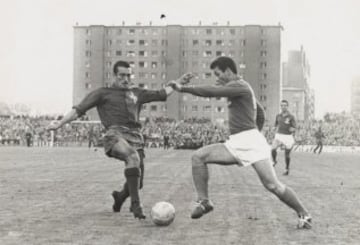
[263,181,284,194]
[191,152,206,166]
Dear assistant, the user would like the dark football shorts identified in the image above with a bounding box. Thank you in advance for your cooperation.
[103,126,145,158]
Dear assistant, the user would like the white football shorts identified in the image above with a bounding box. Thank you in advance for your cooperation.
[224,129,271,167]
[272,133,295,150]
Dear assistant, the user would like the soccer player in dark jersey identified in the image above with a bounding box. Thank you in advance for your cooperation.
[170,56,312,229]
[47,60,179,220]
[271,100,296,175]
[313,126,325,154]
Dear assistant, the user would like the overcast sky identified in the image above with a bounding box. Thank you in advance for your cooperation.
[1,0,359,118]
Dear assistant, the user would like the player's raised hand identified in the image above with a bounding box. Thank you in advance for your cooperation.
[46,121,60,131]
[177,73,195,85]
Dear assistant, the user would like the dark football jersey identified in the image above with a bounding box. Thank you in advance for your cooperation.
[73,87,167,130]
[181,79,257,135]
[275,113,296,135]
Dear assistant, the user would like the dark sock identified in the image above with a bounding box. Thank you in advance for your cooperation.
[271,149,277,163]
[285,149,291,170]
[124,167,141,204]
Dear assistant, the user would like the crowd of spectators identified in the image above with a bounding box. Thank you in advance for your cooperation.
[1,113,359,148]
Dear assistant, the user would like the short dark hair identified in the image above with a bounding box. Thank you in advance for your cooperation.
[210,56,237,74]
[281,100,289,105]
[113,60,130,74]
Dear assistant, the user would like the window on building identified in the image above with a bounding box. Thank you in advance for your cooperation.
[216,106,225,113]
[85,61,90,68]
[107,40,112,47]
[260,62,267,68]
[142,105,147,110]
[129,29,135,35]
[262,73,267,80]
[86,29,91,35]
[261,39,267,46]
[127,40,135,45]
[216,40,224,46]
[204,51,212,57]
[161,105,167,111]
[151,50,158,57]
[192,105,198,112]
[260,51,267,57]
[161,51,166,56]
[139,40,148,46]
[106,29,112,35]
[205,40,212,46]
[151,73,157,79]
[138,73,147,79]
[161,40,167,46]
[139,61,147,68]
[85,72,90,78]
[183,95,187,101]
[206,29,213,35]
[85,40,91,45]
[139,51,147,57]
[151,105,157,111]
[203,106,211,112]
[192,50,199,56]
[85,50,91,57]
[229,50,235,57]
[105,51,111,57]
[127,51,135,57]
[239,62,246,69]
[129,61,135,68]
[116,50,122,56]
[192,61,199,67]
[241,39,246,46]
[161,73,166,79]
[216,51,225,56]
[151,62,157,68]
[229,40,235,46]
[229,29,236,35]
[204,72,212,79]
[116,40,122,46]
[152,28,158,35]
[117,29,122,35]
[106,61,112,68]
[193,40,199,46]
[216,29,225,35]
[151,83,157,89]
[85,82,91,89]
[151,40,158,46]
[239,51,244,57]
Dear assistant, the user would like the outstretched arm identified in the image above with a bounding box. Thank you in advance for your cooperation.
[47,109,79,131]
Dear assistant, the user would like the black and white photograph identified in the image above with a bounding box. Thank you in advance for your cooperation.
[1,0,360,244]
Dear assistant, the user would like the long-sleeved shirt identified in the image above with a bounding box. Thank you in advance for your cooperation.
[181,79,257,135]
[73,87,167,130]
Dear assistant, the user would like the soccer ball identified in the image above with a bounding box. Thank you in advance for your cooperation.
[150,201,175,226]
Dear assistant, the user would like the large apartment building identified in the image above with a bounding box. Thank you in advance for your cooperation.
[73,24,283,123]
[282,46,314,121]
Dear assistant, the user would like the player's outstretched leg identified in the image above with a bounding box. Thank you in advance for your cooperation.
[252,159,312,229]
[110,141,146,219]
[190,153,213,219]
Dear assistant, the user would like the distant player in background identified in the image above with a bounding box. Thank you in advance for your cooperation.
[313,126,325,154]
[170,56,312,229]
[47,60,181,220]
[271,100,296,175]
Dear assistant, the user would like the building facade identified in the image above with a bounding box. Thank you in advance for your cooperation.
[282,46,314,121]
[73,24,283,123]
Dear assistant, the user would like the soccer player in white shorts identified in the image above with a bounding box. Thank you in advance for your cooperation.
[271,100,296,175]
[170,57,312,229]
